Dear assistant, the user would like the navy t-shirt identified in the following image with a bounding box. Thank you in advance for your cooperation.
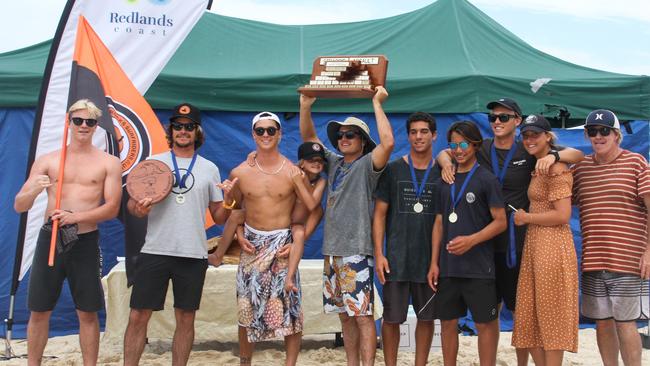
[434,164,504,279]
[374,157,440,282]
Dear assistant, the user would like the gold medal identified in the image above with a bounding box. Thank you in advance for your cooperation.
[448,211,458,223]
[413,201,424,213]
[176,194,186,204]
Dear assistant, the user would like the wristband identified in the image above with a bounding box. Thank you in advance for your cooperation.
[222,199,236,210]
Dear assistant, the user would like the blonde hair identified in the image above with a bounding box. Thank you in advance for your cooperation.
[68,99,102,119]
[546,131,558,147]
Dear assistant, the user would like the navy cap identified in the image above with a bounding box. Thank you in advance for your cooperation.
[298,142,325,160]
[486,98,522,116]
[170,103,201,124]
[520,114,551,133]
[585,109,620,129]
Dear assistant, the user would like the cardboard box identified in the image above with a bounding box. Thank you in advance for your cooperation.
[390,305,441,352]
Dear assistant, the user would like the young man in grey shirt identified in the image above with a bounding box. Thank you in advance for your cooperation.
[299,87,394,366]
[123,104,235,366]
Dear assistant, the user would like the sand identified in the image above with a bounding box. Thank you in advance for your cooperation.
[1,328,649,365]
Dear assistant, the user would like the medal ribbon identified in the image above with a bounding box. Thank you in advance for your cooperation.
[331,157,361,192]
[490,141,517,185]
[450,163,479,212]
[491,141,519,269]
[170,150,198,189]
[408,154,433,203]
[506,213,517,268]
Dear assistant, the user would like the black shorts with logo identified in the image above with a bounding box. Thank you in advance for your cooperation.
[129,253,208,311]
[28,228,104,312]
[382,281,436,323]
[434,277,498,323]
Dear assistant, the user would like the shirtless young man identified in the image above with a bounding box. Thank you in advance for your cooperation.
[14,99,122,366]
[228,112,317,366]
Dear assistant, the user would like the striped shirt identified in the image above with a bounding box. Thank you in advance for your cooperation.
[572,150,650,275]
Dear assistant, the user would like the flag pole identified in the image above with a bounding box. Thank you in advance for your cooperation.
[48,118,70,266]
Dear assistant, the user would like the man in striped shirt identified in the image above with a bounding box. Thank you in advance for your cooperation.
[573,109,650,366]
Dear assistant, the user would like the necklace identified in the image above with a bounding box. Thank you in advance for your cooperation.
[254,157,286,175]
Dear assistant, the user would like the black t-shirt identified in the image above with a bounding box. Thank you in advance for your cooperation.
[477,138,535,253]
[375,157,441,282]
[434,165,504,279]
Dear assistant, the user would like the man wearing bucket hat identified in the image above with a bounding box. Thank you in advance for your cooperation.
[123,103,236,366]
[299,87,394,365]
[573,109,650,366]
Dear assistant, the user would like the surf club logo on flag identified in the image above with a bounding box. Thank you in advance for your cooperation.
[15,0,209,284]
[69,15,167,178]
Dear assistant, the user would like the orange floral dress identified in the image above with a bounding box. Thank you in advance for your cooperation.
[512,171,579,352]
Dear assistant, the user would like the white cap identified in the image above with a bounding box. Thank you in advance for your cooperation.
[252,111,281,128]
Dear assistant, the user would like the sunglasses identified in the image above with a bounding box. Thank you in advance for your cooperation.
[171,122,197,132]
[449,141,471,150]
[488,114,517,123]
[70,117,98,127]
[253,126,279,136]
[586,126,612,137]
[337,130,361,140]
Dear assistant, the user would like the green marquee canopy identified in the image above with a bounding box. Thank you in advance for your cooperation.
[1,0,648,119]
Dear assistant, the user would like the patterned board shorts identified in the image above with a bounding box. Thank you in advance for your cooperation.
[581,270,649,322]
[236,224,303,342]
[323,254,374,317]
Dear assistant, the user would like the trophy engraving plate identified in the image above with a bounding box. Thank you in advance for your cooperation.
[126,160,173,204]
[298,55,388,98]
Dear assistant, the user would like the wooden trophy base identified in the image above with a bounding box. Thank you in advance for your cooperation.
[298,55,388,99]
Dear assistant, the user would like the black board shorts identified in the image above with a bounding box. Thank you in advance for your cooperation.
[28,228,104,312]
[129,253,208,311]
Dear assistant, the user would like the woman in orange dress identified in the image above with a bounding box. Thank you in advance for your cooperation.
[511,115,579,366]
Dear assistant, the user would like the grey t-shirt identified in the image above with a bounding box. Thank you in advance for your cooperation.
[141,151,223,259]
[322,148,383,257]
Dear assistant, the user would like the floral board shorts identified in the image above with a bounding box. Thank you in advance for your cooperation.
[323,254,374,317]
[236,224,303,342]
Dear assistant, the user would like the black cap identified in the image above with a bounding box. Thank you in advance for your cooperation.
[585,109,620,129]
[298,142,325,160]
[170,103,201,124]
[486,98,522,116]
[520,114,551,133]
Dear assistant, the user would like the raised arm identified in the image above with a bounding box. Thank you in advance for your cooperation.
[370,86,394,171]
[290,166,318,211]
[209,176,239,225]
[14,155,51,213]
[536,147,585,175]
[436,149,456,184]
[299,94,323,145]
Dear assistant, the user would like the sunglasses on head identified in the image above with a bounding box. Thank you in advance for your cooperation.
[488,114,517,123]
[586,126,612,137]
[449,141,471,150]
[253,126,279,136]
[171,121,197,132]
[337,130,361,140]
[70,117,98,127]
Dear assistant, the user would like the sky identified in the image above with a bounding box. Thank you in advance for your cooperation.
[0,0,648,76]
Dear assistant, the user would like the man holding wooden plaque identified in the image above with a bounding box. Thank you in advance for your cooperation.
[299,57,394,364]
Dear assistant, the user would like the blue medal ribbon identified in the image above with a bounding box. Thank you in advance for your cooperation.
[491,141,519,269]
[450,163,479,212]
[331,157,360,192]
[490,141,517,185]
[506,213,517,268]
[408,154,433,204]
[170,150,198,189]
